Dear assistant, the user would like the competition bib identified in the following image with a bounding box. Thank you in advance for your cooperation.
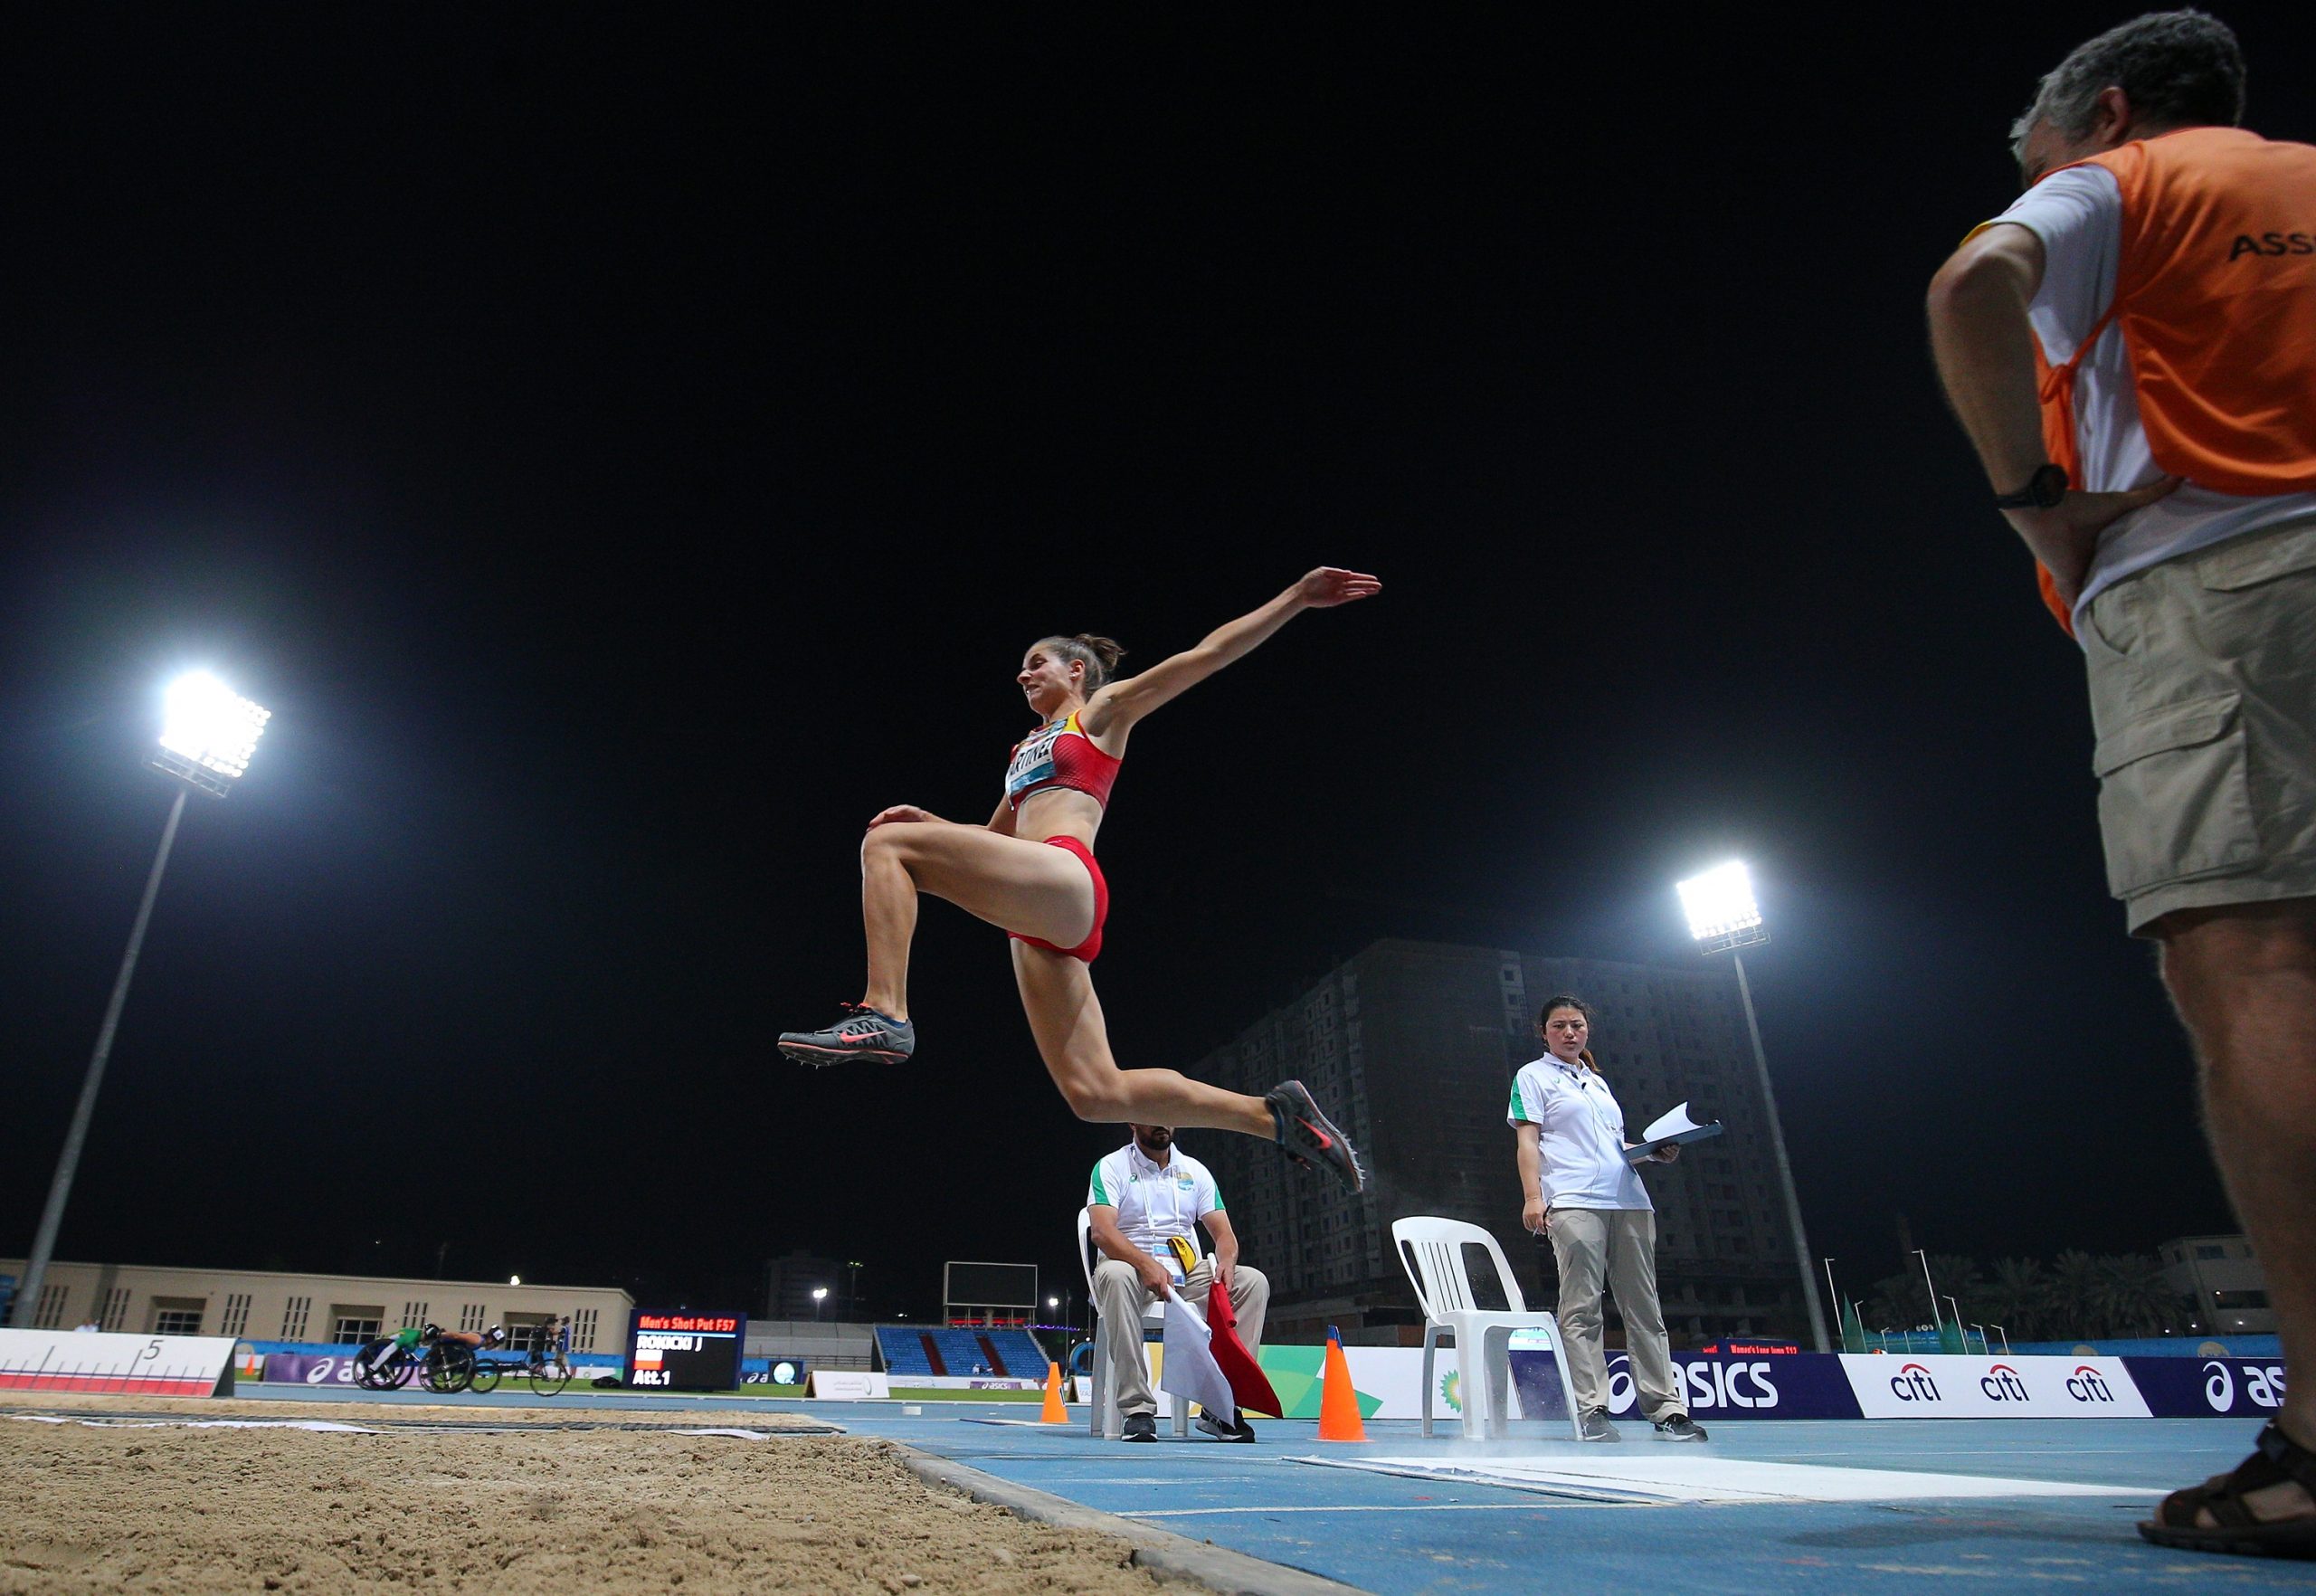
[1005,718,1066,800]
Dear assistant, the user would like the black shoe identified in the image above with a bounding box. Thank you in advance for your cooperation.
[1120,1412,1157,1442]
[1195,1411,1258,1442]
[1264,1079,1364,1192]
[1578,1407,1622,1442]
[1653,1412,1707,1441]
[778,1002,916,1067]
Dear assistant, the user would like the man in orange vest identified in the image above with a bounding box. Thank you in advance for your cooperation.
[1928,11,2316,1560]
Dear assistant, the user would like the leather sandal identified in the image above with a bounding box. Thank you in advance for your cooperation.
[2139,1420,2316,1559]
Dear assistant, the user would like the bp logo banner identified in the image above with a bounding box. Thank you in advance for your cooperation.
[2124,1356,2289,1418]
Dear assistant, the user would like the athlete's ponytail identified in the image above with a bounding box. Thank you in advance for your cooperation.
[1037,633,1127,692]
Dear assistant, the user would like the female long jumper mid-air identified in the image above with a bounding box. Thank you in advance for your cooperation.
[779,567,1379,1192]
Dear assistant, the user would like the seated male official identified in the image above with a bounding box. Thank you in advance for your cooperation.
[1087,1122,1269,1443]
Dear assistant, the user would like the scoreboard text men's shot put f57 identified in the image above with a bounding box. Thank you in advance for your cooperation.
[627,1312,746,1390]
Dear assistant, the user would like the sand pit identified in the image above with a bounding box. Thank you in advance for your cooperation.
[1,1397,1162,1594]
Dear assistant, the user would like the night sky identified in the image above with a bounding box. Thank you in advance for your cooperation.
[5,5,2312,1320]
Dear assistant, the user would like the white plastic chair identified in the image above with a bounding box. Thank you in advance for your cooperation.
[1392,1215,1582,1441]
[1077,1208,1192,1439]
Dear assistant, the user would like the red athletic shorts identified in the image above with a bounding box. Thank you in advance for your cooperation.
[1009,835,1108,963]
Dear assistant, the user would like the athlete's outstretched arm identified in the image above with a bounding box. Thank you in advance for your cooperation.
[1080,566,1379,736]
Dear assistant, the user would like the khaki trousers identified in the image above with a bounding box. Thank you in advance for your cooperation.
[1545,1207,1683,1422]
[1092,1257,1269,1417]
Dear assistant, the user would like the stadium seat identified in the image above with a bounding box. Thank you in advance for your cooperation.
[1392,1215,1581,1441]
[871,1326,935,1377]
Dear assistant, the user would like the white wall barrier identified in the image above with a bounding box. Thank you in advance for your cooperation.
[805,1370,889,1400]
[0,1329,238,1396]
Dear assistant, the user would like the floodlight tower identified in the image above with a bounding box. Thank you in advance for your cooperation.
[9,673,271,1328]
[1675,861,1830,1353]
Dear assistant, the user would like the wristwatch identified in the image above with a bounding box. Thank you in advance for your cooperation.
[1995,463,2069,509]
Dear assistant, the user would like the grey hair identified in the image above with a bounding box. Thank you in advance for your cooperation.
[2009,10,2245,163]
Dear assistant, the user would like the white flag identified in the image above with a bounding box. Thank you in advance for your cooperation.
[1159,1287,1235,1427]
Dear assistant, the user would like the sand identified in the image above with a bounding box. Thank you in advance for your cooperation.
[0,1396,1162,1594]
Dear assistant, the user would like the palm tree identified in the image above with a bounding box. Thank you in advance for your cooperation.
[2094,1253,2194,1336]
[2046,1249,2103,1339]
[1864,1255,1987,1348]
[1927,1253,1987,1320]
[1982,1257,2051,1342]
[1865,1270,1932,1335]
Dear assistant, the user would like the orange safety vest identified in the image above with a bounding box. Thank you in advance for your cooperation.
[2029,126,2316,628]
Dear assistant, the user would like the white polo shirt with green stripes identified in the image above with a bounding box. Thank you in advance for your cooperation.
[1087,1141,1222,1253]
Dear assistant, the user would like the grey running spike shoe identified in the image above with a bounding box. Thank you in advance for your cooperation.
[1579,1408,1622,1442]
[1264,1079,1364,1193]
[778,1003,915,1067]
[1654,1413,1708,1441]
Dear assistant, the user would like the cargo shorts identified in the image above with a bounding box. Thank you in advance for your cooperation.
[2080,516,2316,936]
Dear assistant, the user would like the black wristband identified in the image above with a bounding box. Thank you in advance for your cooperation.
[1995,463,2069,509]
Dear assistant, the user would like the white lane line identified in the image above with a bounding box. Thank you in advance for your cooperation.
[9,1414,380,1433]
[1126,1503,1594,1517]
[1291,1454,2151,1506]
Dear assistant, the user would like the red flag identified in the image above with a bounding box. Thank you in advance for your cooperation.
[1206,1277,1282,1418]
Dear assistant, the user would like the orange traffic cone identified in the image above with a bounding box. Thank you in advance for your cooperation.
[1039,1360,1068,1424]
[1315,1326,1367,1442]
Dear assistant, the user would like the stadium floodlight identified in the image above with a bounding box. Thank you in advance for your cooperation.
[152,671,271,798]
[1677,860,1829,1354]
[812,1286,829,1321]
[1677,860,1766,953]
[10,671,275,1329]
[509,1276,522,1287]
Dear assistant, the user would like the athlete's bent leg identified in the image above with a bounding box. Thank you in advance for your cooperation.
[1012,944,1274,1135]
[858,820,1099,1019]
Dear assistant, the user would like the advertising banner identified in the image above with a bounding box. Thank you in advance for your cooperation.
[1840,1354,2150,1418]
[0,1329,237,1396]
[261,1349,625,1388]
[1248,1345,1424,1420]
[2124,1356,2289,1419]
[262,1351,365,1387]
[1503,1348,1863,1421]
[1232,1345,1858,1423]
[807,1370,889,1399]
[742,1358,809,1388]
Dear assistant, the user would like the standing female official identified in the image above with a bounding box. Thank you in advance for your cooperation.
[1511,994,1704,1439]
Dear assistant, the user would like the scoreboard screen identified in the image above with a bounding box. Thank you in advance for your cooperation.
[944,1261,1037,1311]
[627,1311,746,1391]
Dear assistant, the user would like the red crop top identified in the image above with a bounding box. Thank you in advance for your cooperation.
[1004,710,1123,812]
